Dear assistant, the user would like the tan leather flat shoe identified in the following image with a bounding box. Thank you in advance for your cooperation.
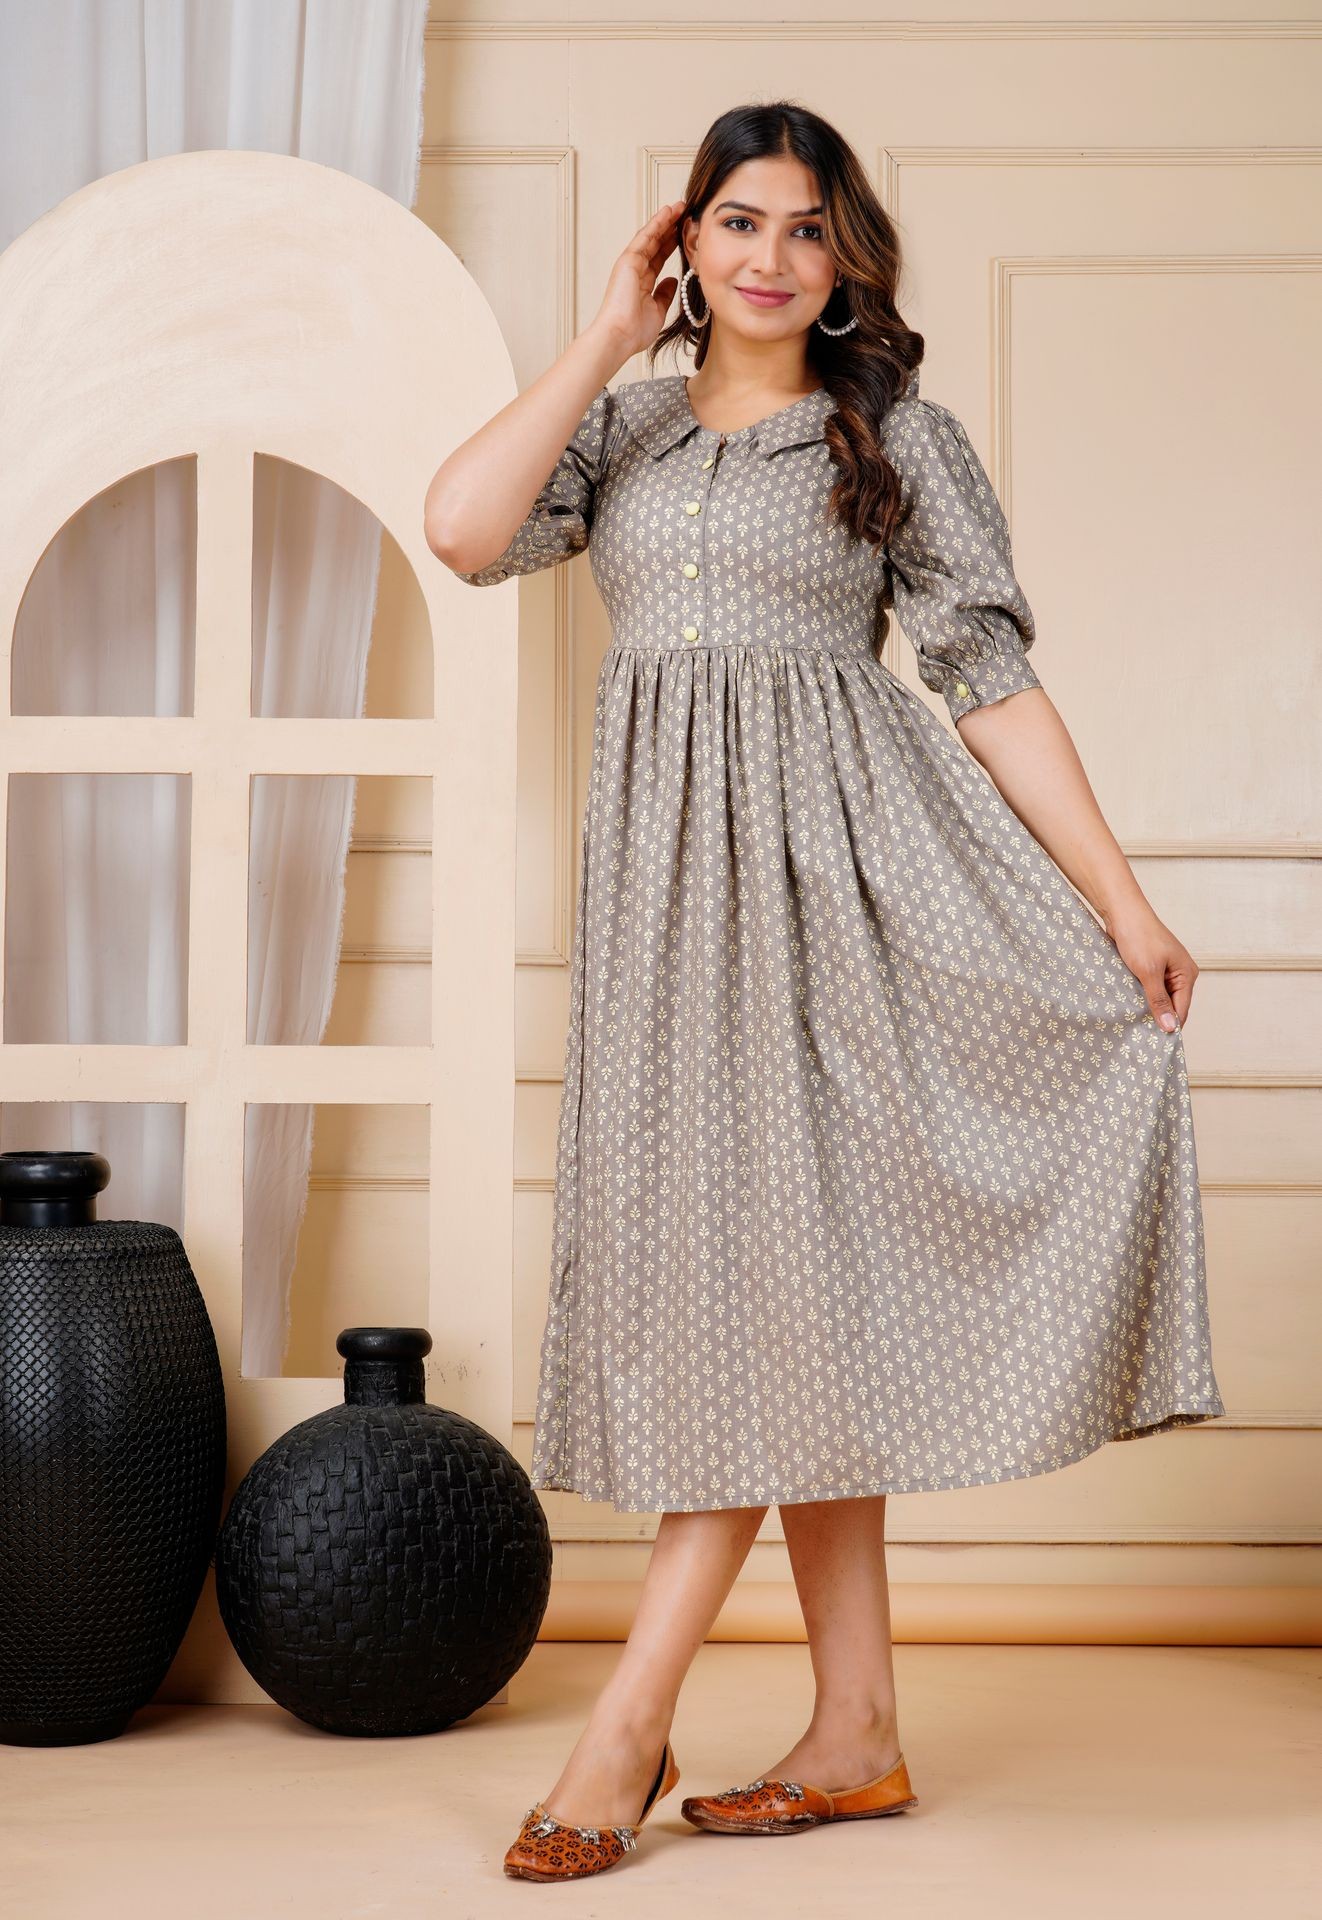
[503,1738,681,1881]
[680,1750,917,1835]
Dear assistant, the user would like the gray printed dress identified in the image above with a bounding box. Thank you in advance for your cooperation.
[454,365,1226,1513]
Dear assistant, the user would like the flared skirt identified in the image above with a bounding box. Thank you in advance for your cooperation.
[529,642,1225,1513]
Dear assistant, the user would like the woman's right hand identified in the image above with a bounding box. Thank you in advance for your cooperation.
[590,200,687,359]
[426,201,687,570]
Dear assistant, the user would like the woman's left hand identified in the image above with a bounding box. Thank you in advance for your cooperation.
[1101,903,1198,1032]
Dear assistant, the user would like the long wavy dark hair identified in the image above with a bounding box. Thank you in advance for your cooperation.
[649,100,924,552]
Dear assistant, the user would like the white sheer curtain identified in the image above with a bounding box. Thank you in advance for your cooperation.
[0,0,428,1375]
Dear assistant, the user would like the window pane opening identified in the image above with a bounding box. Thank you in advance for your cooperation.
[0,1101,185,1232]
[4,773,191,1044]
[251,454,432,719]
[248,774,430,1047]
[243,1101,429,1379]
[11,456,197,717]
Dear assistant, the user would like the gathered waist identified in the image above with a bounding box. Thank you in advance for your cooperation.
[606,637,881,664]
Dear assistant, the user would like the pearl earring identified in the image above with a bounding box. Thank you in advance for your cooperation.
[679,266,711,330]
[815,279,858,336]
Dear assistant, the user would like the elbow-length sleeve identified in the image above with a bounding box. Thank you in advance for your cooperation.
[450,383,618,586]
[881,395,1042,724]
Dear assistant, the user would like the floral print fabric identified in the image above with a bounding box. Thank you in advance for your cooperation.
[453,367,1225,1512]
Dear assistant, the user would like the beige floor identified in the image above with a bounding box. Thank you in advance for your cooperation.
[4,1641,1319,1918]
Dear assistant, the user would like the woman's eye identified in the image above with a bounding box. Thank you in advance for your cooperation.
[721,217,822,241]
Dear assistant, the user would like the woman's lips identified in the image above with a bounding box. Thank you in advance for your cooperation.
[736,287,794,308]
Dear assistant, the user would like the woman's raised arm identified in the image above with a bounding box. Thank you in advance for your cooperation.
[423,200,687,575]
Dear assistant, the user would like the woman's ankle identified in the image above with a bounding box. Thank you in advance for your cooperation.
[584,1688,674,1753]
[808,1698,899,1747]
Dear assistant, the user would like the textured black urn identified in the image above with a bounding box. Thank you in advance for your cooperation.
[0,1150,227,1746]
[214,1326,552,1736]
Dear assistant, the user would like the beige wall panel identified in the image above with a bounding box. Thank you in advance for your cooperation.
[524,1429,1315,1545]
[351,770,433,842]
[1179,974,1322,1079]
[554,1538,1319,1594]
[516,578,565,958]
[872,157,1321,843]
[286,1186,431,1377]
[340,843,433,952]
[514,1186,556,1418]
[284,1115,436,1378]
[535,1575,1319,1643]
[515,1077,566,1182]
[308,1101,430,1177]
[1189,1089,1320,1185]
[324,957,432,1048]
[414,154,581,972]
[515,961,573,1076]
[541,1535,1320,1641]
[1133,856,1321,961]
[1201,1193,1322,1419]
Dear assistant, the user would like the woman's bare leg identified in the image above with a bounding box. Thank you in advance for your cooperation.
[757,1494,903,1791]
[539,1502,769,1826]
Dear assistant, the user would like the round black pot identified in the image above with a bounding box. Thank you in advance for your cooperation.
[0,1150,227,1746]
[214,1326,552,1736]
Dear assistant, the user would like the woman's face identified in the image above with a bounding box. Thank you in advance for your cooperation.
[682,154,839,342]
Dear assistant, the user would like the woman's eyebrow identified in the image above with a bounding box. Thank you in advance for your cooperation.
[711,200,824,218]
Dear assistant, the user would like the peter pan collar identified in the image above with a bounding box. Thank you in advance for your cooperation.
[614,366,921,460]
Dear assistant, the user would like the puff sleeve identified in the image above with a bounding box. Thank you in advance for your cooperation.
[450,383,617,586]
[881,395,1042,724]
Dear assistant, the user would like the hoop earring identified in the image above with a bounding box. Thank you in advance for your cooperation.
[679,266,711,330]
[815,280,858,336]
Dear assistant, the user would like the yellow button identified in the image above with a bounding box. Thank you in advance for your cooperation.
[954,680,971,698]
[683,626,699,642]
[682,562,699,578]
[684,500,701,514]
[701,457,715,470]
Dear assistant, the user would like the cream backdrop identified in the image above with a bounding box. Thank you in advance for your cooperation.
[0,10,1318,1704]
[413,7,1320,1646]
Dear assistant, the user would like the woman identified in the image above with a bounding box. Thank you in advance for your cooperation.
[424,101,1225,1884]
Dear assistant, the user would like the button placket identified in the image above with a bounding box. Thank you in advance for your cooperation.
[681,430,727,645]
[678,469,701,640]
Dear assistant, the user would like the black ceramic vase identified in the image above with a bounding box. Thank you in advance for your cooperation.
[0,1150,227,1746]
[215,1326,552,1736]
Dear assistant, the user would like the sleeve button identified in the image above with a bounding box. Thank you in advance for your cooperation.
[954,680,971,698]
